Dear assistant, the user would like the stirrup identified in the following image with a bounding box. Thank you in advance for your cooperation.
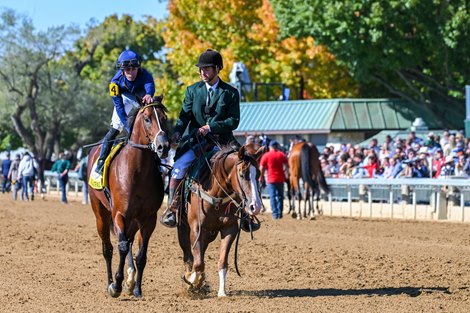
[160,209,176,228]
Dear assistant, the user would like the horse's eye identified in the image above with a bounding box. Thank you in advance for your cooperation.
[144,117,151,124]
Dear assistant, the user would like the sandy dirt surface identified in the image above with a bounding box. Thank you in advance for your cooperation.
[1,192,470,313]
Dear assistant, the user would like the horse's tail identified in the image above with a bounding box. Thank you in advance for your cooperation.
[300,143,318,193]
[309,144,330,194]
[316,165,330,194]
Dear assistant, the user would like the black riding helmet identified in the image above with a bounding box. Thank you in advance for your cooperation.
[195,49,223,69]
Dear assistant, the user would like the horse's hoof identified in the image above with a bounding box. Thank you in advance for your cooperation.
[218,291,227,297]
[123,281,136,295]
[133,288,142,298]
[291,212,297,219]
[107,283,121,298]
[183,271,205,290]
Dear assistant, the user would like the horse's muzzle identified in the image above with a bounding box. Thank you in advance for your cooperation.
[248,202,262,216]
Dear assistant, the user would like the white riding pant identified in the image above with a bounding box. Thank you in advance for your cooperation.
[110,93,140,131]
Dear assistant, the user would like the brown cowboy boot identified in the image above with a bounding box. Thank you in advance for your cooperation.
[160,178,182,228]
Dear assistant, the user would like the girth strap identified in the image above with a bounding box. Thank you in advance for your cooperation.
[189,184,237,207]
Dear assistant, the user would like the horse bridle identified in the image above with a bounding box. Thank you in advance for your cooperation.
[127,102,167,153]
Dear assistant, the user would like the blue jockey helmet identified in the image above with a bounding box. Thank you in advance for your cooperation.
[116,50,141,69]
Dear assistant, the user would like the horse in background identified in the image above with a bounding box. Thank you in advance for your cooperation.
[88,98,170,298]
[177,144,264,297]
[288,141,329,219]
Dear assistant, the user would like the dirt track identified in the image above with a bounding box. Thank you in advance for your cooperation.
[1,192,470,313]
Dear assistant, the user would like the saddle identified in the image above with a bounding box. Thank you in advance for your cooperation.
[88,142,125,190]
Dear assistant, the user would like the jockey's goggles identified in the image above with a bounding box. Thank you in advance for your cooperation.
[118,59,140,69]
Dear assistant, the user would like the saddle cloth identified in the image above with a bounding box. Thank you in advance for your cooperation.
[88,142,125,191]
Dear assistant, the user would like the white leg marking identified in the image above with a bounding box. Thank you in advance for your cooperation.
[218,268,227,297]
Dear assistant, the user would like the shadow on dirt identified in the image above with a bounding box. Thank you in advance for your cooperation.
[233,286,451,298]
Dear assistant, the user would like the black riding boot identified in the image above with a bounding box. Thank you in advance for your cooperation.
[160,178,182,228]
[95,128,119,174]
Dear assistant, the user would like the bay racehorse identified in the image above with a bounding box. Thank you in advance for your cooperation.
[177,144,264,297]
[88,97,170,297]
[288,141,329,219]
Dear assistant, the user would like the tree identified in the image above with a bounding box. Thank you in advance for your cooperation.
[0,9,81,162]
[271,0,470,128]
[162,0,357,109]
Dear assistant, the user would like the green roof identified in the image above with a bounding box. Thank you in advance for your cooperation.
[235,99,439,135]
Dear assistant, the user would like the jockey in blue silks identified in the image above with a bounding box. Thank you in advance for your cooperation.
[93,49,155,177]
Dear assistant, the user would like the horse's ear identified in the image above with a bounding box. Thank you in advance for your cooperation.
[238,145,246,160]
[154,94,163,103]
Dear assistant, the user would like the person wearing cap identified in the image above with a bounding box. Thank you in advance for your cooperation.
[259,140,289,220]
[160,49,241,228]
[7,154,22,200]
[92,49,156,178]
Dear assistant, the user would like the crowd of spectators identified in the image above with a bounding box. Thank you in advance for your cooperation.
[244,130,470,180]
[318,131,470,179]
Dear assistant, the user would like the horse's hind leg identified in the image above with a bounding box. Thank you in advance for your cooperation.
[178,219,194,276]
[132,216,156,298]
[92,202,114,290]
[296,190,302,220]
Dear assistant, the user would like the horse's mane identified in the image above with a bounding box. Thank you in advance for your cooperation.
[127,107,139,131]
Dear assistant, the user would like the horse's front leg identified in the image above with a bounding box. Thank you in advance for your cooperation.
[123,221,139,295]
[123,241,136,295]
[217,224,238,297]
[185,219,208,290]
[132,215,156,297]
[108,212,129,298]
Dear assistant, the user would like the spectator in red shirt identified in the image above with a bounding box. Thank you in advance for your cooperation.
[259,140,289,219]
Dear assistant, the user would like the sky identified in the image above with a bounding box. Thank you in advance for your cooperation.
[0,0,169,31]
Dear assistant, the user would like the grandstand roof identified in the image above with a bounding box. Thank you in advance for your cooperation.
[235,99,440,135]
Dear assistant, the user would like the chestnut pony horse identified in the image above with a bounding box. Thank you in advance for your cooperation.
[177,144,264,297]
[88,98,170,298]
[288,141,329,219]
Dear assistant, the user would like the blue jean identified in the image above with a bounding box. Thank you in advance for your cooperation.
[267,183,284,219]
[2,174,10,193]
[22,175,34,200]
[58,174,68,203]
